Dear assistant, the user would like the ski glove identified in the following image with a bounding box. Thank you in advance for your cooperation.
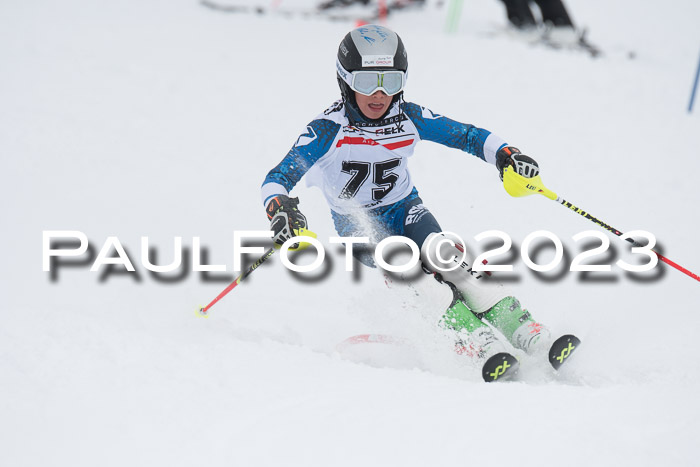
[266,195,308,247]
[495,146,540,180]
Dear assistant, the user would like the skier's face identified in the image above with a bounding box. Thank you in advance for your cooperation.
[355,90,392,120]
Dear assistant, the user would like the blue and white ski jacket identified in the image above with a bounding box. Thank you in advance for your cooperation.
[261,99,508,215]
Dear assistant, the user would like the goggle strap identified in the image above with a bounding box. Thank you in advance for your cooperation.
[336,59,354,87]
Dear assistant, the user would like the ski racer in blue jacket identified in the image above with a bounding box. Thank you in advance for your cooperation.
[261,24,569,377]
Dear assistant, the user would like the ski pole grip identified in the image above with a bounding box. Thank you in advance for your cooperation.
[502,167,558,200]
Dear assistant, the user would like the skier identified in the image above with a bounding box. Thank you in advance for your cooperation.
[498,0,599,56]
[261,24,577,381]
[500,0,574,29]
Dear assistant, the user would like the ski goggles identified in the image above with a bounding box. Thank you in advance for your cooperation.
[336,59,406,96]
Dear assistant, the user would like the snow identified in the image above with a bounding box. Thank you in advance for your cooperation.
[2,0,700,465]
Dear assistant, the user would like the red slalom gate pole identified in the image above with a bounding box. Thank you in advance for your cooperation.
[378,0,387,23]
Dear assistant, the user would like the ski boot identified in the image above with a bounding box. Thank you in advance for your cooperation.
[482,296,580,370]
[442,299,519,382]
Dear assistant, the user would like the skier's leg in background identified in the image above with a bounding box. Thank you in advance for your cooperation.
[500,0,537,29]
[420,232,553,355]
[532,0,574,27]
[531,0,584,50]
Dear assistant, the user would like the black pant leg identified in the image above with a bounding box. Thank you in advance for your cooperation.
[532,0,574,27]
[501,0,537,28]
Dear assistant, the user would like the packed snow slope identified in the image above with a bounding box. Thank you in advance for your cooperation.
[2,0,700,465]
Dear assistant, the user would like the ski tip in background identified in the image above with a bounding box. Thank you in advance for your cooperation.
[335,333,410,352]
[549,334,581,370]
[335,334,421,370]
[482,352,520,382]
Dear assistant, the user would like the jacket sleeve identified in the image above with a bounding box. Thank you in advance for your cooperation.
[402,101,508,166]
[261,118,341,206]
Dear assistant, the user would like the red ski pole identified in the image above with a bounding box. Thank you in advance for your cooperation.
[502,167,700,283]
[198,247,275,317]
[197,228,318,316]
